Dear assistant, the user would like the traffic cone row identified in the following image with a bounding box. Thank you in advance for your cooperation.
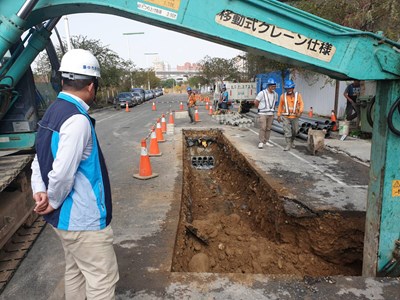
[133,110,177,180]
[134,102,205,180]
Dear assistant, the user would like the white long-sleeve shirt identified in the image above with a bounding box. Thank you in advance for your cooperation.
[31,92,93,210]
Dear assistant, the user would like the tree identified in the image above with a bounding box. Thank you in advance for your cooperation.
[68,36,129,89]
[188,76,208,89]
[34,51,51,82]
[161,78,176,89]
[199,56,240,84]
[33,35,133,92]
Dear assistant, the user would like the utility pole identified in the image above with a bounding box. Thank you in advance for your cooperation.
[122,32,145,89]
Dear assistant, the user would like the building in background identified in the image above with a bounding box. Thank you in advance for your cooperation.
[154,60,201,80]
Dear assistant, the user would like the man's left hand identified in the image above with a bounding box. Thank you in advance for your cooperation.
[35,203,55,215]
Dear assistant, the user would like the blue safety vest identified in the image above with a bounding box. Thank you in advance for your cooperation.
[36,93,112,230]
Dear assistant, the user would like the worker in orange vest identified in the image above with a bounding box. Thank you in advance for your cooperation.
[186,87,196,123]
[277,80,304,151]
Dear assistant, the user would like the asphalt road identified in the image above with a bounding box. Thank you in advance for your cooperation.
[2,93,399,300]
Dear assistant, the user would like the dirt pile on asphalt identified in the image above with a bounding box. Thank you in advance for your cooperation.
[172,130,364,277]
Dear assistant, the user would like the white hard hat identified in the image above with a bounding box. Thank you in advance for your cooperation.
[59,49,101,79]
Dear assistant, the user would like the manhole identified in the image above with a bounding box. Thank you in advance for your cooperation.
[172,129,364,277]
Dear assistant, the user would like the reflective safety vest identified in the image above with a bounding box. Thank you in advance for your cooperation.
[258,90,278,114]
[282,92,299,116]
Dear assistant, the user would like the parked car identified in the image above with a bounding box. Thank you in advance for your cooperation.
[144,90,153,101]
[154,88,163,97]
[131,92,142,105]
[117,92,135,108]
[131,88,146,103]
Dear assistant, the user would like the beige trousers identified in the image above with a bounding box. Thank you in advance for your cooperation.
[258,114,274,143]
[53,226,119,300]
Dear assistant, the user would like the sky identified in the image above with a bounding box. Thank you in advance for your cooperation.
[53,13,242,69]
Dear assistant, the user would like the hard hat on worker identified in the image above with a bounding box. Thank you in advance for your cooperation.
[267,78,276,86]
[284,80,295,89]
[59,49,101,80]
[187,87,192,92]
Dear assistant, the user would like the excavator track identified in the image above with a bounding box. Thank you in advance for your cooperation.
[0,154,34,192]
[0,154,46,292]
[0,216,46,293]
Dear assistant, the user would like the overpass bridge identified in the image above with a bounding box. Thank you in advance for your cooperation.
[155,70,201,79]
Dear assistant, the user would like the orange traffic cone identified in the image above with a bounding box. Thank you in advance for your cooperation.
[133,139,158,180]
[148,127,162,157]
[331,110,337,131]
[194,106,200,122]
[205,102,209,110]
[209,105,213,116]
[161,114,167,133]
[180,102,184,111]
[155,118,166,142]
[152,102,156,111]
[125,101,130,112]
[167,112,175,135]
[168,112,175,125]
[308,107,313,118]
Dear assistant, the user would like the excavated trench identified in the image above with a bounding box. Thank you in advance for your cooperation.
[171,129,365,277]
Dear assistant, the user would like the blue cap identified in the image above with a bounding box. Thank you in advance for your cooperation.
[284,80,295,89]
[187,87,192,91]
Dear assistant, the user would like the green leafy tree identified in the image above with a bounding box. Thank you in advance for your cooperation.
[68,36,129,89]
[33,35,134,93]
[188,76,208,89]
[199,56,240,84]
[161,78,176,89]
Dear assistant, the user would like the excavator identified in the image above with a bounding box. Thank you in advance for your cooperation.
[0,0,399,278]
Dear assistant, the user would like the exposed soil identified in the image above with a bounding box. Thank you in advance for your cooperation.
[172,129,364,277]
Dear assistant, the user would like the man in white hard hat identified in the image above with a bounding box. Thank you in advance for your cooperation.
[255,78,278,149]
[31,49,119,299]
